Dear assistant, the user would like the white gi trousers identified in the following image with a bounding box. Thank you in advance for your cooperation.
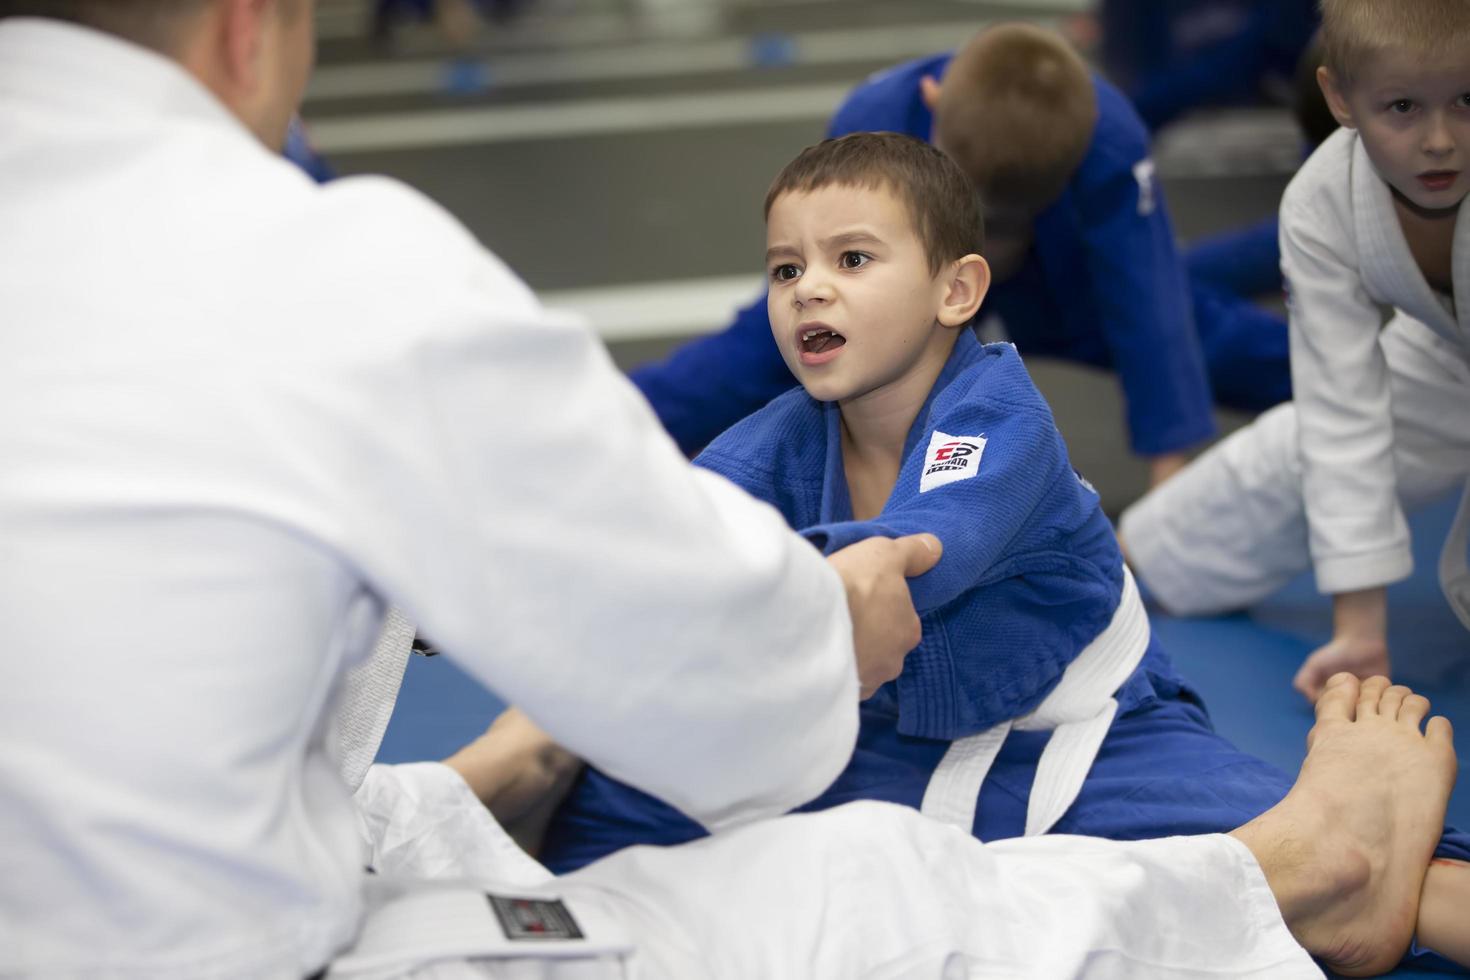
[1120,313,1470,620]
[344,764,1322,980]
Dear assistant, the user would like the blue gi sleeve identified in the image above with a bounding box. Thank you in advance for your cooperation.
[800,382,1069,616]
[628,293,795,456]
[1185,216,1282,297]
[797,358,1120,737]
[1073,136,1216,456]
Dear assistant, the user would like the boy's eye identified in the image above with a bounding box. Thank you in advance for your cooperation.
[771,263,801,282]
[1458,93,1470,108]
[839,251,871,270]
[1388,99,1415,113]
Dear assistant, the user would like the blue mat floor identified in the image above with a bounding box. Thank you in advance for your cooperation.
[376,494,1468,976]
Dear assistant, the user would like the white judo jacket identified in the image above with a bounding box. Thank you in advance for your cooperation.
[1280,127,1470,595]
[0,19,859,979]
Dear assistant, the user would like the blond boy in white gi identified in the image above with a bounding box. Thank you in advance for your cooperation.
[1121,0,1470,701]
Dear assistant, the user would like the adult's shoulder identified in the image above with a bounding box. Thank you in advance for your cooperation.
[312,176,537,311]
[829,52,951,138]
[228,169,550,376]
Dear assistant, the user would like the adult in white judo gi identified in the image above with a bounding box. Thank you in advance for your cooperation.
[0,2,922,973]
[1120,0,1470,701]
[0,2,1459,978]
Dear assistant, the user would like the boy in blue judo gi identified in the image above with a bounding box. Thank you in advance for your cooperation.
[544,131,1470,973]
[633,23,1271,486]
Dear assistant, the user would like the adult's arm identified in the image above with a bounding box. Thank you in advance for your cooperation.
[304,180,860,834]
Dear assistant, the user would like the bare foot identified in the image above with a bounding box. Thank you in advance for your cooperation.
[1230,673,1457,976]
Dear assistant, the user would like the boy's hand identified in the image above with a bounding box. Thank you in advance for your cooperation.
[1294,587,1392,702]
[827,534,943,698]
[1294,635,1392,704]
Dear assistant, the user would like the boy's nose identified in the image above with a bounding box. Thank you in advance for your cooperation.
[794,272,834,307]
[1422,114,1455,156]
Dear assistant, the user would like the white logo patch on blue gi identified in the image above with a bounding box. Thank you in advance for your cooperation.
[1132,158,1157,216]
[921,430,987,493]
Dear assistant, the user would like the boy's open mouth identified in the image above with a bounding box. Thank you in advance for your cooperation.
[1418,170,1460,192]
[800,327,847,355]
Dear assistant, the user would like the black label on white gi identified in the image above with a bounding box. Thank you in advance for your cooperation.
[487,894,585,942]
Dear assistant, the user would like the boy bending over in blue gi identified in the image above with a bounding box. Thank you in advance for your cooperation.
[634,24,1285,486]
[542,132,1470,974]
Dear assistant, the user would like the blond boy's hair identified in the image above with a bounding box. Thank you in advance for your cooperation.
[933,24,1097,213]
[1319,0,1470,85]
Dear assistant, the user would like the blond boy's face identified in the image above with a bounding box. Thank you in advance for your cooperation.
[765,184,956,406]
[1324,50,1470,211]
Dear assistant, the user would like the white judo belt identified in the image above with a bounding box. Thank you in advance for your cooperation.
[1439,478,1470,633]
[921,567,1151,838]
[328,876,632,979]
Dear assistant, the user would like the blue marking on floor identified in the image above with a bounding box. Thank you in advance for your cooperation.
[442,58,492,95]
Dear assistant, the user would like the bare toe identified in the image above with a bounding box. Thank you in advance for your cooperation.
[1379,685,1411,722]
[1316,673,1361,724]
[1428,715,1456,748]
[1357,675,1392,716]
[1398,693,1432,728]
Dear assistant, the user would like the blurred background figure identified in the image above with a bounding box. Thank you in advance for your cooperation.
[368,0,722,48]
[1098,0,1318,133]
[372,0,532,48]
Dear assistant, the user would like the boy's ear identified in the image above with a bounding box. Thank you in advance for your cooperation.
[1316,66,1358,130]
[920,75,943,112]
[938,254,990,328]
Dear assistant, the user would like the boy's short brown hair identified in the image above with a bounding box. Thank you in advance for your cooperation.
[933,24,1097,212]
[1319,0,1470,85]
[763,131,984,274]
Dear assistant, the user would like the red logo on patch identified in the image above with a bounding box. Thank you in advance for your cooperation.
[933,441,978,462]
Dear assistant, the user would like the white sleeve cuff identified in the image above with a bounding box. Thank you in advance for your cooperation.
[1313,547,1414,595]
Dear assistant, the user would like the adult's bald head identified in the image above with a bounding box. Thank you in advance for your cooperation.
[0,0,316,151]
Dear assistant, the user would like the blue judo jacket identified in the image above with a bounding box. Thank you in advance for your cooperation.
[541,334,1182,872]
[632,55,1215,459]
